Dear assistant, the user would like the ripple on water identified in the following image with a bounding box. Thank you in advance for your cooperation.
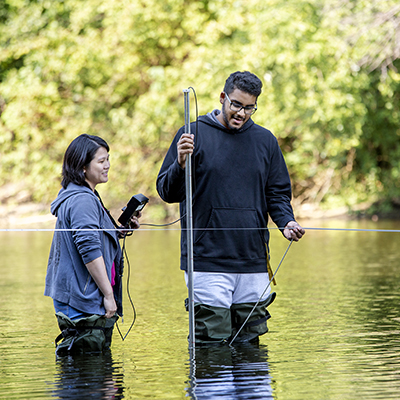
[2,227,400,399]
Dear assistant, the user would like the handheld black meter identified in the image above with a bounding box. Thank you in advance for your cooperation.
[118,193,149,227]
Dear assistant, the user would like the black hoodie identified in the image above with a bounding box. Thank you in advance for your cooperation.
[157,112,295,273]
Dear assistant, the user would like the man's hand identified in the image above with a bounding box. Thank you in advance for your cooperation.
[177,133,194,168]
[283,221,305,241]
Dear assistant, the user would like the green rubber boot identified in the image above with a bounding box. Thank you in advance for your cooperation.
[230,292,276,343]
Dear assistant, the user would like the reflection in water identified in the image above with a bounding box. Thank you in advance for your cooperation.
[51,351,124,399]
[187,343,273,399]
[2,225,400,399]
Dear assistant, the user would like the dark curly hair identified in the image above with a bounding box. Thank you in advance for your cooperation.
[223,71,263,98]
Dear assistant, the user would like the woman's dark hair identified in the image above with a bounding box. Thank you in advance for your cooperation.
[61,134,109,189]
[223,71,263,98]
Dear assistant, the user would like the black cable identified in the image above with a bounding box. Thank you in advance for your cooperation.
[116,234,136,341]
[95,190,120,229]
[96,86,199,233]
[141,86,199,229]
[95,191,136,340]
[98,87,200,339]
[141,214,186,227]
[188,86,198,198]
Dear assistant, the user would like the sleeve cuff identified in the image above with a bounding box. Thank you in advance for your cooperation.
[81,249,103,265]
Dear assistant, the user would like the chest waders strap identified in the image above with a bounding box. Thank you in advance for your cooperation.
[265,244,276,285]
[243,315,268,328]
[230,292,276,342]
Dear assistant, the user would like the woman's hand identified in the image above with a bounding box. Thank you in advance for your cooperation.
[118,211,141,237]
[129,210,141,229]
[86,256,117,318]
[103,293,117,319]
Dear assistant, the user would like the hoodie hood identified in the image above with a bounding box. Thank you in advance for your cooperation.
[51,183,96,217]
[201,110,255,134]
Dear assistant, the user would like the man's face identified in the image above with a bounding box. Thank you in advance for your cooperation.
[217,89,257,131]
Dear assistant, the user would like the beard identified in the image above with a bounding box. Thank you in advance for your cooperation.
[222,102,243,131]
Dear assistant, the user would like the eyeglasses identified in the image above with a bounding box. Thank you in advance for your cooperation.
[224,93,257,115]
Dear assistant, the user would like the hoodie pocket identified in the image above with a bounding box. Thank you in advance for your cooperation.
[194,208,266,260]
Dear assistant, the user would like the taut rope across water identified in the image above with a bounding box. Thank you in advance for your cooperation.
[2,226,400,233]
[229,239,294,345]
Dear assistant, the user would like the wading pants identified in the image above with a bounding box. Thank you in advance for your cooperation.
[54,312,118,356]
[185,272,276,344]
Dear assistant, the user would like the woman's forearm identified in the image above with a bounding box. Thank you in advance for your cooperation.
[86,256,116,317]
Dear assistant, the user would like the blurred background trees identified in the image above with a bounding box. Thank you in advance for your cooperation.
[1,0,399,220]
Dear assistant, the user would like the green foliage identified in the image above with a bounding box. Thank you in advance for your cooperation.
[0,0,400,218]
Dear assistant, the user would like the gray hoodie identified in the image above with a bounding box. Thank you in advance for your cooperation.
[44,183,123,316]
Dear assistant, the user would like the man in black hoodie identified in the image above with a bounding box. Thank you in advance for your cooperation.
[157,71,305,344]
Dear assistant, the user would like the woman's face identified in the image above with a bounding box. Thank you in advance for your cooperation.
[84,146,110,191]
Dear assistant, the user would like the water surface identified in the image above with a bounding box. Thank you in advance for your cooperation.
[1,220,400,399]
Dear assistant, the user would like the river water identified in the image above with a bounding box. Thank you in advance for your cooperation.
[1,219,400,399]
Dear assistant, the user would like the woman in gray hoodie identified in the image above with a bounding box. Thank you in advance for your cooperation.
[45,134,140,354]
